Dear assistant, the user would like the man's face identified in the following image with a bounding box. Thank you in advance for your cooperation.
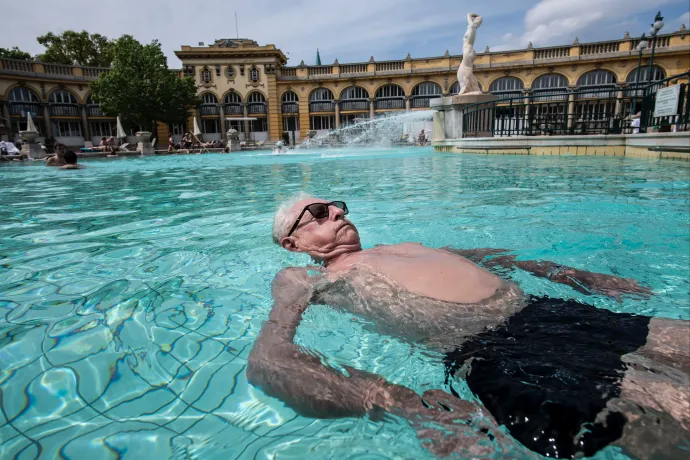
[281,198,361,261]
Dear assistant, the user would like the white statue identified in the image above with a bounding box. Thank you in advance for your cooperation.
[456,13,483,95]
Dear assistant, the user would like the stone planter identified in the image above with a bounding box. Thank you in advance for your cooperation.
[135,131,155,154]
[19,130,45,158]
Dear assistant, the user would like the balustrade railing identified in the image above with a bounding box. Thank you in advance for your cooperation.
[1,59,33,72]
[281,68,297,77]
[580,42,620,55]
[534,47,570,60]
[308,66,333,76]
[44,64,73,76]
[84,67,110,78]
[341,64,367,74]
[375,62,404,72]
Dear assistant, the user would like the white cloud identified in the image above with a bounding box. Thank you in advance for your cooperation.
[492,0,677,49]
[0,0,529,66]
[672,11,690,29]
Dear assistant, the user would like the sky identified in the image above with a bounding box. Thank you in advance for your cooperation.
[1,0,688,68]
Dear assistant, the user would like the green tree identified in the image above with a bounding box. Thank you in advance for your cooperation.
[89,35,199,132]
[0,46,32,60]
[37,31,114,67]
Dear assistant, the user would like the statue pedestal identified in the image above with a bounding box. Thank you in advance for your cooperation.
[19,130,45,159]
[135,131,155,154]
[430,94,498,140]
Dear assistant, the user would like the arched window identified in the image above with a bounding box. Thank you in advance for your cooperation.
[48,89,79,116]
[577,70,616,88]
[341,86,369,111]
[7,87,41,117]
[309,88,335,112]
[282,91,299,114]
[200,93,219,116]
[249,67,260,82]
[625,65,666,97]
[489,77,524,100]
[532,74,569,101]
[201,93,218,104]
[48,89,78,104]
[9,87,40,102]
[576,70,617,99]
[223,91,243,115]
[201,67,212,84]
[247,92,266,114]
[411,82,442,108]
[375,84,405,110]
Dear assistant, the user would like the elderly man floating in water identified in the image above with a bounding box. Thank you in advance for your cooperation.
[247,195,689,459]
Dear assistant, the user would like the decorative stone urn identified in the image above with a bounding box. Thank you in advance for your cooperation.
[226,129,241,152]
[135,131,155,154]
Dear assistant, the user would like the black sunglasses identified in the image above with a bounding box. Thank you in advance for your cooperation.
[287,201,348,237]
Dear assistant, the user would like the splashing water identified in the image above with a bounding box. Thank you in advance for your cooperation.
[298,110,434,149]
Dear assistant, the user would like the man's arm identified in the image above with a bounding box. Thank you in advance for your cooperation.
[247,268,419,419]
[442,247,652,299]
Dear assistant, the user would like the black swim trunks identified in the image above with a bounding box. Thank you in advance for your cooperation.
[444,296,650,458]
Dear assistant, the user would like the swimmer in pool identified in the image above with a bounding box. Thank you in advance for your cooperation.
[59,150,84,169]
[247,195,689,459]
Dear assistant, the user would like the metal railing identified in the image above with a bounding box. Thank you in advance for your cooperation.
[458,73,690,137]
[375,98,405,110]
[248,103,267,114]
[50,104,80,116]
[341,100,369,111]
[411,96,442,108]
[224,104,243,115]
[86,106,105,116]
[639,73,690,133]
[282,102,299,113]
[309,101,335,112]
[9,102,41,116]
[200,105,220,116]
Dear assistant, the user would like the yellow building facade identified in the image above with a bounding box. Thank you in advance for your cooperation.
[1,29,689,147]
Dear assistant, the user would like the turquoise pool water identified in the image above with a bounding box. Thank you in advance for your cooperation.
[0,148,688,459]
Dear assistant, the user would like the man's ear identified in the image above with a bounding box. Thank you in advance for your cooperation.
[281,236,299,252]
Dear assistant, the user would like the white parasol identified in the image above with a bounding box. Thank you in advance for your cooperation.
[116,116,126,139]
[25,112,38,132]
[193,117,202,136]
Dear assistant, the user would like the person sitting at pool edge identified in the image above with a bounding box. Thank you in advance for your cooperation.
[247,195,689,460]
[59,150,84,169]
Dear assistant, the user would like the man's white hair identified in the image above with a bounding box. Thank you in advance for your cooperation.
[272,192,315,244]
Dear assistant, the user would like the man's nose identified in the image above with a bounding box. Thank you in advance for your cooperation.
[329,204,345,221]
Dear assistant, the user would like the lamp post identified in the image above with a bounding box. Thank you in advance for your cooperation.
[646,11,664,89]
[631,34,649,115]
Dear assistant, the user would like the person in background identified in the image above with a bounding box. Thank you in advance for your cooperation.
[59,150,84,169]
[45,143,67,166]
[168,133,175,153]
[99,137,108,151]
[417,129,427,146]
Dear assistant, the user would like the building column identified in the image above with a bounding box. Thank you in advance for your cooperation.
[80,106,90,141]
[369,99,375,120]
[405,97,411,112]
[335,100,341,130]
[243,103,250,141]
[524,90,532,133]
[219,105,226,141]
[43,105,52,138]
[265,104,271,140]
[614,88,624,118]
[567,91,576,130]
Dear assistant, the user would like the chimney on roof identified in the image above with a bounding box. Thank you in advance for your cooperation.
[198,42,204,46]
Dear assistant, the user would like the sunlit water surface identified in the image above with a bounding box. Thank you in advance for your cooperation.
[0,148,688,459]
